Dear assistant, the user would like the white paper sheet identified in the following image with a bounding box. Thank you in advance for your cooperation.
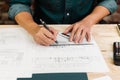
[0,28,33,79]
[0,49,32,78]
[0,27,109,79]
[0,77,17,80]
[32,33,109,73]
[0,28,34,49]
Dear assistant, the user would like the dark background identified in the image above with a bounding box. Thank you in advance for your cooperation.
[0,0,120,25]
[0,0,16,24]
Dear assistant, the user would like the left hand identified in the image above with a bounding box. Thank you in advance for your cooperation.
[63,20,92,43]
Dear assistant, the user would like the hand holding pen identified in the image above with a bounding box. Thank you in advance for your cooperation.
[33,19,58,46]
[39,19,58,45]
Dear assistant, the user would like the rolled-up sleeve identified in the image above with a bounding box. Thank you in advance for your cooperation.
[8,0,32,20]
[97,0,118,14]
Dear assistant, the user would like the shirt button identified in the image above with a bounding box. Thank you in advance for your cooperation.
[66,13,70,16]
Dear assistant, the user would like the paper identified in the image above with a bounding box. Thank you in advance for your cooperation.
[32,33,109,73]
[0,49,32,78]
[0,28,33,79]
[0,27,109,79]
[0,28,34,49]
[0,77,17,80]
[93,76,112,80]
[52,33,93,46]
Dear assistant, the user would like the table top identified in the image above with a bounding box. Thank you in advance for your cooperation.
[0,24,120,80]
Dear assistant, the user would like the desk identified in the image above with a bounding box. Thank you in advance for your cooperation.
[0,24,120,80]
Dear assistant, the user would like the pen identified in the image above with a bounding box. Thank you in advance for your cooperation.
[40,19,58,44]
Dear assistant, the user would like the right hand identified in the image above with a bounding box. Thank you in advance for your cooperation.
[34,27,58,46]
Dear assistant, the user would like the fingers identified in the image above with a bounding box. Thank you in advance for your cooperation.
[69,23,91,43]
[86,32,91,42]
[74,27,82,43]
[33,24,91,45]
[49,27,58,41]
[41,33,55,45]
[42,28,55,40]
[63,25,73,34]
[35,32,55,46]
[70,24,78,42]
[78,30,86,43]
[35,36,48,46]
[34,27,57,46]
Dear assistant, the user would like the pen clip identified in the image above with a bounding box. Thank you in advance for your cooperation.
[40,19,44,24]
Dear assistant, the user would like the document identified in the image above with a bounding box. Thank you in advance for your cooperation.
[0,49,32,79]
[0,28,34,49]
[0,27,109,79]
[32,33,109,73]
[0,77,17,80]
[0,28,33,79]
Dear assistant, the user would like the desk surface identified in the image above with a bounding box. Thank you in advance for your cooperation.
[0,24,120,80]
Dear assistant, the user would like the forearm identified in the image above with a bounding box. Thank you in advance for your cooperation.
[82,0,118,25]
[66,6,111,43]
[15,12,58,46]
[8,2,39,36]
[15,12,40,36]
[82,6,110,25]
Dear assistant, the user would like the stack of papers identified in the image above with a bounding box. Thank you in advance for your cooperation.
[0,27,109,80]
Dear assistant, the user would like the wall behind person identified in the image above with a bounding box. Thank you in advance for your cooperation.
[0,0,16,24]
[102,0,120,24]
[0,0,35,25]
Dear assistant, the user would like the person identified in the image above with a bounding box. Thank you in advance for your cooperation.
[9,0,117,46]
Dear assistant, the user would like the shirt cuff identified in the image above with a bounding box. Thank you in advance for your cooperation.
[8,4,32,20]
[97,0,118,14]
